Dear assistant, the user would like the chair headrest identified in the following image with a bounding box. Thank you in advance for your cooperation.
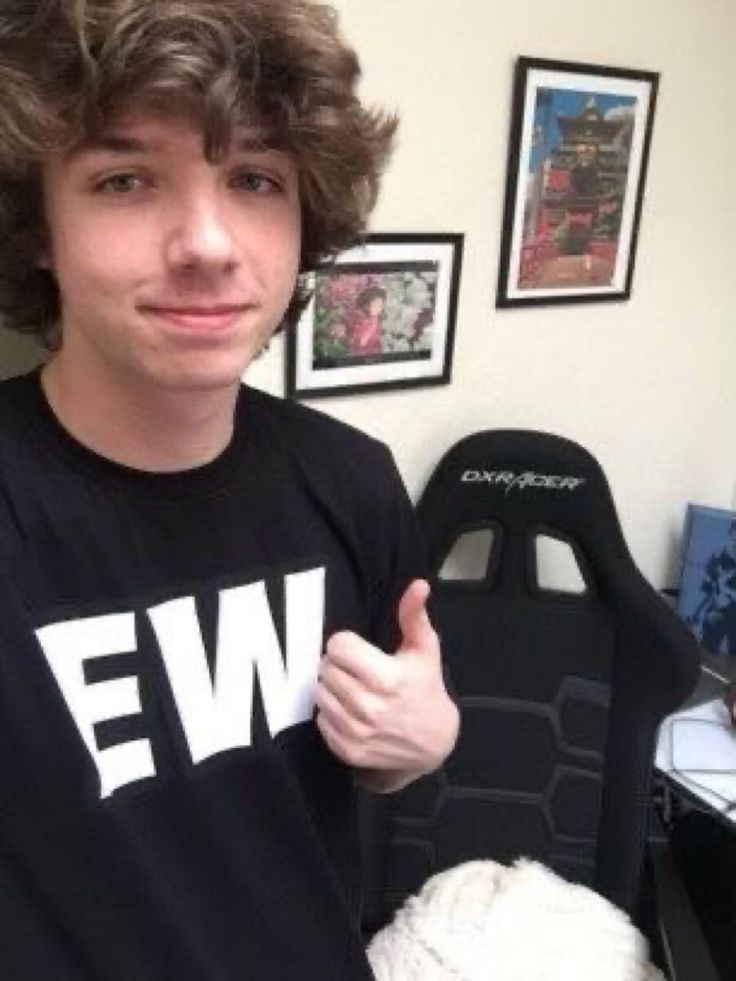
[418,430,629,563]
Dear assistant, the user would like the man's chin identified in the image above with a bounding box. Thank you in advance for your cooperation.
[136,357,251,395]
[141,339,271,393]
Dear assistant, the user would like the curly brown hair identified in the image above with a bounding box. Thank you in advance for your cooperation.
[0,0,398,347]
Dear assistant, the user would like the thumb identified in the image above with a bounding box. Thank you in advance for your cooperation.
[397,578,437,654]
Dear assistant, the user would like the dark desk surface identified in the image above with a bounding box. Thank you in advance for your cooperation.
[684,662,731,709]
[700,650,735,684]
[655,650,735,981]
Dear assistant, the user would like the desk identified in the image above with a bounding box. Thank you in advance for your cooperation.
[654,661,736,981]
[655,660,736,826]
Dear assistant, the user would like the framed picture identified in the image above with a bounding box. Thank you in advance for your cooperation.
[677,504,736,658]
[496,56,659,307]
[287,233,463,399]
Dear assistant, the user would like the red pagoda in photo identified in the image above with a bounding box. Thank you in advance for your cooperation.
[521,98,632,289]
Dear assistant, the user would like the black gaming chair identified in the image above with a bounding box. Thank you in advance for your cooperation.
[360,430,718,978]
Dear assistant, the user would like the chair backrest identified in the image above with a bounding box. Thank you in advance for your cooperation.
[372,430,699,925]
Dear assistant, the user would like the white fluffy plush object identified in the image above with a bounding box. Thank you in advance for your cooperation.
[367,859,665,981]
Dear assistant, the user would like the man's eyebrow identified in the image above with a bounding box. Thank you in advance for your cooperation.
[64,134,150,162]
[63,130,285,162]
[233,133,284,154]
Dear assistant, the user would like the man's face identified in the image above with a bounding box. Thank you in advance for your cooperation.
[40,112,301,393]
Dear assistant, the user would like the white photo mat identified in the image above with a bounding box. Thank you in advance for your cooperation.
[288,234,463,399]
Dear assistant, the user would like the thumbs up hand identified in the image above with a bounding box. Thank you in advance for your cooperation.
[316,579,460,793]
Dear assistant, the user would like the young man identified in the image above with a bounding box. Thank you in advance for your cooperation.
[0,1,458,978]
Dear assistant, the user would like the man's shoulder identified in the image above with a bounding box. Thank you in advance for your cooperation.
[242,386,406,512]
[245,385,390,463]
[0,370,37,447]
[0,369,36,410]
[0,372,38,560]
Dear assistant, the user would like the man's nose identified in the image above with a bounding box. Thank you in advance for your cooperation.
[165,194,239,271]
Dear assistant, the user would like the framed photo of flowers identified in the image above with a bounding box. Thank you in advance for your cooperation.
[287,233,463,399]
[496,57,659,307]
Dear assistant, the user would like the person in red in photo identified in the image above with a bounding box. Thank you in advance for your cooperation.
[348,286,387,356]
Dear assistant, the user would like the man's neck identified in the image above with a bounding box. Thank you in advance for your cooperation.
[40,357,240,473]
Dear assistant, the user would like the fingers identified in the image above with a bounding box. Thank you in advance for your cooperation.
[323,630,396,692]
[318,659,386,724]
[315,681,377,770]
[315,709,370,770]
[315,683,363,740]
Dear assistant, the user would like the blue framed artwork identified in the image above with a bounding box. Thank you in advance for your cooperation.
[677,504,736,658]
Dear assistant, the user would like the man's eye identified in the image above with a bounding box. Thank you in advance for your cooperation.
[94,174,146,194]
[232,170,280,193]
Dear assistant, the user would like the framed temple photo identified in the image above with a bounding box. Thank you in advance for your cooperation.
[286,233,463,399]
[496,57,659,307]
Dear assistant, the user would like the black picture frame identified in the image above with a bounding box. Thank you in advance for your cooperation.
[286,233,463,400]
[496,56,659,308]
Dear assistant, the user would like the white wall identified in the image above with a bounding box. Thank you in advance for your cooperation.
[2,0,734,587]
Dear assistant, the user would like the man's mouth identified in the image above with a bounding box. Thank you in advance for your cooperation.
[141,304,252,331]
[153,305,248,314]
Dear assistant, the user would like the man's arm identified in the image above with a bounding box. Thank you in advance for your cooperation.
[315,579,460,793]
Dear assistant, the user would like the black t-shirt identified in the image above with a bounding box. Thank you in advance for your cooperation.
[0,370,426,980]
